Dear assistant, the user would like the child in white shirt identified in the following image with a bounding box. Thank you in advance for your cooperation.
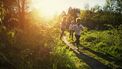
[74,18,84,45]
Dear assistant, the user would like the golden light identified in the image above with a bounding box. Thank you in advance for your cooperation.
[30,0,67,19]
[29,0,105,19]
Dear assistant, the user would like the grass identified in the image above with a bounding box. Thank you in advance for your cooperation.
[51,39,90,69]
[79,27,122,68]
[0,25,90,69]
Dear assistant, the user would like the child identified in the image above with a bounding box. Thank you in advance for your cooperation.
[69,20,75,40]
[74,18,84,45]
[60,16,67,39]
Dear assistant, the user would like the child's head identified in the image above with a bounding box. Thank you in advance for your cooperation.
[71,20,75,24]
[62,16,67,22]
[76,18,81,23]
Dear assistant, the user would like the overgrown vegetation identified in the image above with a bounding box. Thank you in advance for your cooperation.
[80,25,122,68]
[0,0,122,69]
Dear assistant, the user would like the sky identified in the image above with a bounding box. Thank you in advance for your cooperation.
[30,0,106,9]
[55,0,106,9]
[30,0,106,18]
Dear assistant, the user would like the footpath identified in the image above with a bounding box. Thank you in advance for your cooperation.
[62,36,112,69]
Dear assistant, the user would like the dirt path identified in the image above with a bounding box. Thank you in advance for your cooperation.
[62,36,111,69]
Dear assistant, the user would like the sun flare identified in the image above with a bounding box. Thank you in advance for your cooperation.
[29,0,105,19]
[30,0,66,19]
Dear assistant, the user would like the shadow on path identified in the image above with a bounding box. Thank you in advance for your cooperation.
[79,44,118,63]
[79,44,122,68]
[62,36,111,69]
[75,51,110,69]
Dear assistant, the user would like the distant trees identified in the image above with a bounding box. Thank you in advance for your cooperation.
[67,7,80,18]
[91,5,102,12]
[59,2,122,30]
[59,7,81,25]
[103,0,122,13]
[0,0,30,29]
[78,0,122,30]
[84,3,90,10]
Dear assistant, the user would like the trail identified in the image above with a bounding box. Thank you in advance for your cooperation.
[62,36,111,69]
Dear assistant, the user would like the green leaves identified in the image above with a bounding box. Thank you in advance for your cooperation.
[81,29,122,59]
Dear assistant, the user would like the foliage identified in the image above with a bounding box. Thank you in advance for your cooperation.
[0,8,90,68]
[51,41,90,69]
[0,0,122,69]
[80,25,122,67]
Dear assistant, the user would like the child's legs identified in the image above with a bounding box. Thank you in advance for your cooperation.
[60,30,64,39]
[70,30,73,39]
[69,30,72,37]
[75,34,80,45]
[71,31,74,40]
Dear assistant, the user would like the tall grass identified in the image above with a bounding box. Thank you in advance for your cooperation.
[0,23,90,69]
[80,25,122,65]
[51,40,90,69]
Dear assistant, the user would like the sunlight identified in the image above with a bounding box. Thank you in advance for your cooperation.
[29,0,105,19]
[30,0,65,19]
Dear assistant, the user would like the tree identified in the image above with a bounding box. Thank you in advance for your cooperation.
[16,0,30,28]
[0,1,4,25]
[116,0,122,13]
[104,0,122,13]
[84,3,90,10]
[91,5,102,12]
[1,0,30,29]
